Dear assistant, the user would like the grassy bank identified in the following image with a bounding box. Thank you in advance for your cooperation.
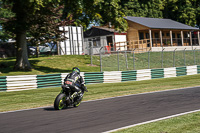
[115,111,200,133]
[1,74,200,112]
[101,50,200,71]
[1,50,200,76]
[0,55,100,76]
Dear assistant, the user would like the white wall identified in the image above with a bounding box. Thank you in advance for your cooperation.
[59,26,83,55]
[84,34,128,54]
[114,35,127,51]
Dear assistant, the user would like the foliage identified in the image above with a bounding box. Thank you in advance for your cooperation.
[0,0,15,41]
[63,0,128,32]
[1,0,200,71]
[27,3,73,48]
[64,0,200,31]
[162,0,198,27]
[120,0,200,27]
[0,0,68,70]
[120,0,163,18]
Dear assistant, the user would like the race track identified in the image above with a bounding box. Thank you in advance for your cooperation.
[1,86,200,133]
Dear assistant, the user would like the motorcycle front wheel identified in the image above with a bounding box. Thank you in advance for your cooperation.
[73,96,83,107]
[54,93,67,110]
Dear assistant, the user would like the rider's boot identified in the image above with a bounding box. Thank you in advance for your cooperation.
[70,92,78,101]
[77,91,83,101]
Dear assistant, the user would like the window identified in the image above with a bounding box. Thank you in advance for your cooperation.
[172,33,175,38]
[177,34,181,38]
[154,32,159,38]
[91,37,100,47]
[184,33,189,38]
[166,33,170,36]
[139,32,144,40]
[146,33,149,39]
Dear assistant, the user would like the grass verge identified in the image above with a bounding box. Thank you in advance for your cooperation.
[114,111,200,133]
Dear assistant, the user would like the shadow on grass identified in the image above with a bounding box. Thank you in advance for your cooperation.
[0,60,16,73]
[0,55,100,75]
[30,59,73,73]
[34,66,71,74]
[0,59,72,74]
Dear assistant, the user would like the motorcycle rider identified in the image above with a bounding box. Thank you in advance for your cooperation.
[64,67,88,101]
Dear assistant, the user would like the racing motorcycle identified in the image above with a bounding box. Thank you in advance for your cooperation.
[54,84,84,110]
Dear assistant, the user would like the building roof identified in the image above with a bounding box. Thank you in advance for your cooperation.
[84,26,126,38]
[124,16,199,30]
[84,26,114,38]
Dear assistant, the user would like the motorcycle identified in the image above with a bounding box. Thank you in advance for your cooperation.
[54,84,84,110]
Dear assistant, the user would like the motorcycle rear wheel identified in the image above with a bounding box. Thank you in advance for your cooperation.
[54,93,67,110]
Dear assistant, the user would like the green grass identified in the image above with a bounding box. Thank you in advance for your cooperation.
[115,111,200,133]
[101,50,200,71]
[1,74,200,112]
[1,50,200,76]
[0,55,100,76]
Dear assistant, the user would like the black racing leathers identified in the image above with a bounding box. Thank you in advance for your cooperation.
[64,71,87,93]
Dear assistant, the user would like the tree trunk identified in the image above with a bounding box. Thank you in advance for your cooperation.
[14,30,32,71]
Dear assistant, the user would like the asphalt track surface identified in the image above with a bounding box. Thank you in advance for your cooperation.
[1,86,200,133]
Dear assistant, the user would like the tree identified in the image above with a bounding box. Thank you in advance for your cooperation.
[193,0,200,28]
[27,3,73,57]
[63,0,128,32]
[0,0,14,41]
[120,0,163,18]
[120,0,199,27]
[162,0,198,27]
[1,0,129,71]
[1,0,63,70]
[156,0,200,27]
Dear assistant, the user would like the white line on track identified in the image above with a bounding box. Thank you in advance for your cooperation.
[102,109,200,133]
[1,86,200,114]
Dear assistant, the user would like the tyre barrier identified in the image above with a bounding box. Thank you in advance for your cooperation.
[0,65,200,92]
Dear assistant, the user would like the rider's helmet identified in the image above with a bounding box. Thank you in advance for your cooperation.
[72,67,80,74]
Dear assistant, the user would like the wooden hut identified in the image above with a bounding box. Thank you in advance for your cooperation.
[124,16,200,51]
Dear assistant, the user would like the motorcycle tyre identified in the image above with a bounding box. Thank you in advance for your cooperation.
[54,93,67,110]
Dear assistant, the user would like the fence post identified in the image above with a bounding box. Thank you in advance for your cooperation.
[148,48,151,69]
[125,51,128,70]
[161,48,165,68]
[90,45,93,65]
[99,47,103,72]
[133,49,136,70]
[117,50,120,71]
[173,48,177,67]
[184,48,186,66]
[194,48,196,65]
